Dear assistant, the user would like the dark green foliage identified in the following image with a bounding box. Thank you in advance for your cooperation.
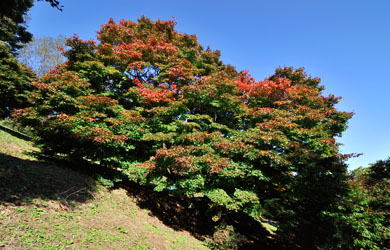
[355,159,390,249]
[0,41,36,118]
[370,157,390,181]
[0,0,33,52]
[334,160,390,250]
[0,0,61,117]
[0,0,62,53]
[274,156,351,249]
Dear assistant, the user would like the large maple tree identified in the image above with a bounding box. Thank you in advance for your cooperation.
[15,16,353,248]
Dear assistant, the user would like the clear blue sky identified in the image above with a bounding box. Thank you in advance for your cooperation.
[28,0,390,170]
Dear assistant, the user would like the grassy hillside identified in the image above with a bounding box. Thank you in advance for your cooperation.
[0,127,208,249]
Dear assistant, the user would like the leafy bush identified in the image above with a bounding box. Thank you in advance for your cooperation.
[344,160,390,249]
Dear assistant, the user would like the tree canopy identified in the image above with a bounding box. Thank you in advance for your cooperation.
[15,16,354,249]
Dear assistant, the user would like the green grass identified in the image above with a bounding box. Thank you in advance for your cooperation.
[0,129,36,160]
[0,126,208,250]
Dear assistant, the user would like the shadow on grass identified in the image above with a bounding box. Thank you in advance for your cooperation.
[48,156,278,249]
[116,179,277,249]
[117,180,215,239]
[0,153,96,207]
[0,124,32,141]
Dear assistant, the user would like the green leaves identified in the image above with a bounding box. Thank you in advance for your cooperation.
[344,160,390,249]
[204,189,235,210]
[204,189,259,211]
[0,41,36,118]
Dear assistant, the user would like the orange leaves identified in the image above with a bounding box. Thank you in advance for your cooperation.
[99,20,177,65]
[98,16,178,48]
[44,71,91,94]
[286,84,318,101]
[113,36,177,61]
[11,107,32,119]
[209,157,229,174]
[64,35,97,62]
[104,118,122,127]
[87,127,129,144]
[155,17,177,31]
[138,87,174,104]
[178,132,205,144]
[95,16,225,93]
[153,145,230,175]
[169,65,186,80]
[66,34,96,49]
[256,122,272,130]
[213,139,250,156]
[146,37,177,55]
[121,110,144,123]
[235,71,255,93]
[134,79,176,104]
[154,147,196,175]
[246,78,292,100]
[81,94,118,107]
[253,107,274,115]
[213,141,233,154]
[114,42,142,62]
[255,78,291,97]
[30,81,54,91]
[324,138,336,145]
[235,71,292,101]
[97,18,137,44]
[127,61,145,71]
[56,113,70,122]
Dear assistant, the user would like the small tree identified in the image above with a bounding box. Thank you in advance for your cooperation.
[15,17,353,249]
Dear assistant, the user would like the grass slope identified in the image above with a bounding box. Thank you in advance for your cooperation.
[0,128,207,250]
